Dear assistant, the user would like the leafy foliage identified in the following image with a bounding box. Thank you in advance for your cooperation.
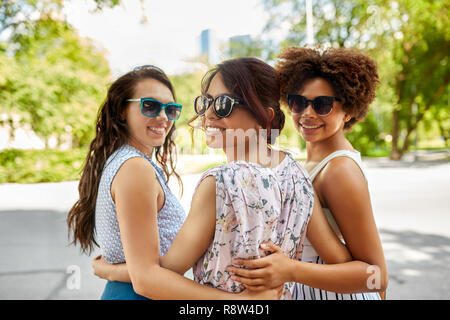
[1,0,448,184]
[0,1,112,148]
[260,0,449,159]
[0,147,87,183]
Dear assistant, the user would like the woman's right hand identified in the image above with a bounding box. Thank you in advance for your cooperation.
[237,285,284,300]
[92,255,112,281]
[92,255,132,283]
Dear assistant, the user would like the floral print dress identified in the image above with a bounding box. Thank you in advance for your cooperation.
[193,153,314,299]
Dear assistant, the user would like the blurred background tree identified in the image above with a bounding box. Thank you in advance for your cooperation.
[0,0,121,182]
[0,0,448,183]
[0,0,118,148]
[260,0,449,159]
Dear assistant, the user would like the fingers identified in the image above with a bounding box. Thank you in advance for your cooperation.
[231,274,265,286]
[232,256,270,269]
[92,258,99,268]
[260,241,281,253]
[92,255,104,274]
[226,266,265,279]
[92,255,101,266]
[232,243,281,268]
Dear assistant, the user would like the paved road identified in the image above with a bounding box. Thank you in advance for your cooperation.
[1,157,449,299]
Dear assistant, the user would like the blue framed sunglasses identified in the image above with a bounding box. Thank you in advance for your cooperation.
[127,98,182,121]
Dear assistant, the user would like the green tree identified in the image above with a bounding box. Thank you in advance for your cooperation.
[0,0,122,148]
[227,36,265,59]
[261,0,450,159]
[386,1,449,159]
[169,71,205,154]
[1,0,119,40]
[0,17,111,147]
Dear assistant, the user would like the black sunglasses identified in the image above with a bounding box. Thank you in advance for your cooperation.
[287,94,341,116]
[194,94,244,118]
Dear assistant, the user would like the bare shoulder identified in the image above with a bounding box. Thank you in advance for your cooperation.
[189,175,216,220]
[317,156,374,229]
[318,156,367,197]
[193,175,216,199]
[112,156,157,196]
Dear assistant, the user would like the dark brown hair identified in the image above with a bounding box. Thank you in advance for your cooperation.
[191,57,285,143]
[276,47,379,129]
[67,66,182,254]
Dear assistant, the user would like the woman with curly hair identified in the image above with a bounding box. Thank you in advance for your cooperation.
[227,47,388,300]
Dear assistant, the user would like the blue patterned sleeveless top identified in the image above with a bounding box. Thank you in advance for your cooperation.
[95,144,186,264]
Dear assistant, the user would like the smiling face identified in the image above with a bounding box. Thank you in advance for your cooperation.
[292,77,350,144]
[124,78,176,154]
[201,73,262,150]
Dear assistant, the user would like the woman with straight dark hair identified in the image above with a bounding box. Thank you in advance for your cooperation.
[91,57,352,299]
[68,64,280,300]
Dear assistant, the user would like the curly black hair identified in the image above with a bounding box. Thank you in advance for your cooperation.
[275,47,379,129]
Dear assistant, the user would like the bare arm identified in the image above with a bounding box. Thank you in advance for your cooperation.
[310,158,388,292]
[228,159,387,294]
[279,159,387,293]
[112,159,238,299]
[92,256,130,282]
[92,176,216,280]
[227,193,357,292]
[96,164,279,299]
[159,176,217,274]
[305,193,352,264]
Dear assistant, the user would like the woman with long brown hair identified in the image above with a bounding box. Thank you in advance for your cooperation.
[67,65,185,299]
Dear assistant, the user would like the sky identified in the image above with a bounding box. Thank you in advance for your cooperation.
[63,0,284,76]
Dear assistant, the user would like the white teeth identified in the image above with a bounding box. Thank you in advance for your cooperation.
[301,123,322,129]
[149,127,165,133]
[205,127,223,133]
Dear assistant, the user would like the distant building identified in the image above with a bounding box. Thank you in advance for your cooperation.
[228,34,253,58]
[229,34,252,46]
[199,29,220,65]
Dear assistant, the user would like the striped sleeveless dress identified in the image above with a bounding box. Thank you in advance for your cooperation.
[291,150,381,300]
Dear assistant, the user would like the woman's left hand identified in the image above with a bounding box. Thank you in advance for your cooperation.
[226,242,292,291]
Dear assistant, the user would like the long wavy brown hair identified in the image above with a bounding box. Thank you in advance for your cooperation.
[67,66,182,254]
